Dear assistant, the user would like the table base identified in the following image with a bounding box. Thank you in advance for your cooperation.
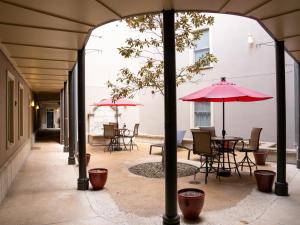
[217,169,231,177]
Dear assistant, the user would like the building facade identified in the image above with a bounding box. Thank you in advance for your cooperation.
[86,13,296,148]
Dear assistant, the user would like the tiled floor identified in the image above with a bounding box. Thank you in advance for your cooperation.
[0,140,299,225]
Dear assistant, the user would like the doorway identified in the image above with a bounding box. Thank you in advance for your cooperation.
[46,109,54,128]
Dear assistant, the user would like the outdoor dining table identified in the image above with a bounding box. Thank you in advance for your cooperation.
[114,128,128,151]
[211,136,243,177]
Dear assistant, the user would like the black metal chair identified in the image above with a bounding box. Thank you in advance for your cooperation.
[188,127,217,160]
[103,124,117,153]
[191,130,219,184]
[237,127,262,175]
[124,123,139,151]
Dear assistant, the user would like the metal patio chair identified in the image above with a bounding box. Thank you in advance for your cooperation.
[237,127,262,175]
[149,130,189,154]
[103,124,117,153]
[191,130,219,184]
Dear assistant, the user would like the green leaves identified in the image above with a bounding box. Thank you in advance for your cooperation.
[108,12,217,100]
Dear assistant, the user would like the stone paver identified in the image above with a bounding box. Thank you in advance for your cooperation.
[0,140,299,225]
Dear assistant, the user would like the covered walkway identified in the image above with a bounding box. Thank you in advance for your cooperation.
[0,140,299,225]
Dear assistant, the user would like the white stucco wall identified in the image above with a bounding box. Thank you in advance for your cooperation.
[85,23,141,133]
[85,14,296,148]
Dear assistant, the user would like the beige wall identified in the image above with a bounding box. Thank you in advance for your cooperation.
[0,49,33,168]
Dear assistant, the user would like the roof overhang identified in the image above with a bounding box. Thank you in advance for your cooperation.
[0,0,299,92]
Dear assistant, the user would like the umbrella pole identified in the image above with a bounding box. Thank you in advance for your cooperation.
[222,101,225,138]
[116,106,119,127]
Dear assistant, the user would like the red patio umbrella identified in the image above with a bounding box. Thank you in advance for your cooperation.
[180,77,272,137]
[93,98,141,127]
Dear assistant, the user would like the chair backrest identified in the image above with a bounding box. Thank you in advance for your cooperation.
[249,127,262,150]
[177,130,186,145]
[199,126,216,137]
[133,123,139,136]
[103,124,115,138]
[191,130,212,155]
[109,122,118,129]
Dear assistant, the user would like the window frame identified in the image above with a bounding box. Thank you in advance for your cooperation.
[190,28,214,69]
[190,102,214,129]
[18,83,24,139]
[7,71,15,149]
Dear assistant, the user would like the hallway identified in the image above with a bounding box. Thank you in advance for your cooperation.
[0,140,300,225]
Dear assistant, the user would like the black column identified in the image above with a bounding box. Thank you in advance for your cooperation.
[275,40,288,196]
[77,48,89,190]
[162,10,180,225]
[64,81,69,152]
[68,70,76,164]
[60,89,64,144]
[295,63,300,169]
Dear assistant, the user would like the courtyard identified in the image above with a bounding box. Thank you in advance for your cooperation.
[0,137,299,225]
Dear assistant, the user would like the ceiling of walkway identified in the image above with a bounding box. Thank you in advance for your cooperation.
[0,0,299,93]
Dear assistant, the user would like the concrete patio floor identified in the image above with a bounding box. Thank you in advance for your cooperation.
[0,140,299,225]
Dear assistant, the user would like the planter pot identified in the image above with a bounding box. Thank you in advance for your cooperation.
[85,153,91,166]
[178,188,205,220]
[76,153,91,166]
[253,151,268,165]
[254,170,276,192]
[88,168,108,190]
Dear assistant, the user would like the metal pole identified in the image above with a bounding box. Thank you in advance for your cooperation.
[162,10,180,225]
[77,48,89,190]
[60,89,64,144]
[68,70,75,164]
[64,81,69,152]
[222,101,225,138]
[275,40,288,196]
[295,62,300,169]
[74,64,79,155]
[116,106,119,127]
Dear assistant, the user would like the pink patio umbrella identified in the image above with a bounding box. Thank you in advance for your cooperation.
[92,98,141,127]
[180,77,272,138]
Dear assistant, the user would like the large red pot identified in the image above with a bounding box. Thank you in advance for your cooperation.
[178,188,205,220]
[253,151,268,165]
[254,170,276,192]
[88,168,108,190]
[76,153,91,166]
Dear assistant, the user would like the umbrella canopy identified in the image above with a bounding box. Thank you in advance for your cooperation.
[180,77,272,102]
[92,99,141,126]
[93,98,141,107]
[180,77,272,137]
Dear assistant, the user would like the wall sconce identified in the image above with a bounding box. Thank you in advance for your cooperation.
[31,100,35,107]
[36,105,39,110]
[247,34,255,46]
[248,34,274,47]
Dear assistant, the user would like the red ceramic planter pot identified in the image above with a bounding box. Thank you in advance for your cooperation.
[88,168,108,190]
[254,170,276,192]
[85,153,91,166]
[76,153,91,166]
[253,151,268,165]
[178,188,205,220]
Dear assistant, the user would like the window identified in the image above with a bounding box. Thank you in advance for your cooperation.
[194,102,211,127]
[194,29,210,65]
[7,71,15,147]
[19,83,24,138]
